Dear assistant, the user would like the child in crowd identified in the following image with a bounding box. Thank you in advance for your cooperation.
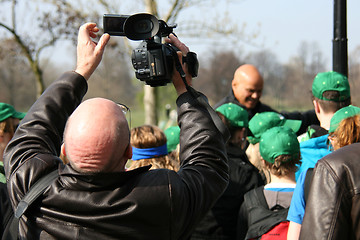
[191,103,264,239]
[0,103,25,237]
[164,125,180,166]
[327,105,360,150]
[239,126,300,240]
[0,103,26,182]
[246,112,301,182]
[128,125,179,171]
[299,107,360,239]
[287,105,360,240]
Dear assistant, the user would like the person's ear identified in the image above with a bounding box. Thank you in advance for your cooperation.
[241,127,247,136]
[61,144,66,157]
[232,78,237,88]
[313,99,320,114]
[261,158,266,166]
[124,143,133,159]
[60,143,69,164]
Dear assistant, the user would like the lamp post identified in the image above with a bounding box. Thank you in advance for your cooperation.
[332,0,348,77]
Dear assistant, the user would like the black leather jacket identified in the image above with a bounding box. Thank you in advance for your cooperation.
[4,72,229,240]
[300,143,360,240]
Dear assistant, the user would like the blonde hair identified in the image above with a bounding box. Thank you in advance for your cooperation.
[0,118,16,137]
[128,125,179,171]
[331,115,360,150]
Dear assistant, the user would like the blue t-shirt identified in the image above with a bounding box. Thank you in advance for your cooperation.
[264,182,295,192]
[287,170,307,224]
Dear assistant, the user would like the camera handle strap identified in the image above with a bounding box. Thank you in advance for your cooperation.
[167,44,230,142]
[4,169,59,240]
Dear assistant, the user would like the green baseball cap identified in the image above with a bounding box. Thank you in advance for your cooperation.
[329,105,360,134]
[164,126,180,153]
[0,103,26,122]
[248,112,302,144]
[312,71,350,102]
[260,126,300,164]
[216,103,248,128]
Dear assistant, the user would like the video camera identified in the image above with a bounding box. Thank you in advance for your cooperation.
[103,13,198,87]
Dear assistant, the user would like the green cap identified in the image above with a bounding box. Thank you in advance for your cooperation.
[312,71,350,102]
[329,105,360,134]
[248,112,302,144]
[0,103,26,122]
[260,126,300,164]
[215,103,248,128]
[164,126,180,153]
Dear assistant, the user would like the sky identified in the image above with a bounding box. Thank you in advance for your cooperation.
[182,0,360,70]
[43,0,360,71]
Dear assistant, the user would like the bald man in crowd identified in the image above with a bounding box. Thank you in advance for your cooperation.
[4,23,228,239]
[215,64,318,135]
[215,64,275,119]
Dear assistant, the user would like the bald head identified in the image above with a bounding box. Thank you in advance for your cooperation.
[63,98,130,173]
[232,64,263,109]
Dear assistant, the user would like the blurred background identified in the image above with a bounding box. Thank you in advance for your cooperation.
[1,0,359,128]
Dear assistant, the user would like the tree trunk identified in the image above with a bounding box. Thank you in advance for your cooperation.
[33,63,45,98]
[143,0,159,125]
[144,85,158,125]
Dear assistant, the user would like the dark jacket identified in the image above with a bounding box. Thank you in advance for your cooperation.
[214,90,319,136]
[191,144,264,240]
[0,181,12,238]
[4,72,229,240]
[0,162,12,239]
[300,143,360,240]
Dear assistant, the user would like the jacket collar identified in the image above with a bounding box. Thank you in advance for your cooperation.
[58,164,151,190]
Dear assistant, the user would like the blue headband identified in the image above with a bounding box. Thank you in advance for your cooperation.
[131,144,168,160]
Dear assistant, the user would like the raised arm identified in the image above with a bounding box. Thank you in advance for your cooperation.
[165,34,229,238]
[4,23,109,198]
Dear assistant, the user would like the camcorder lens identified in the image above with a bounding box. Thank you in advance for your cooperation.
[134,20,153,34]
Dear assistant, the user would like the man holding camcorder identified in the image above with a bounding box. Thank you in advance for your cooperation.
[4,17,229,239]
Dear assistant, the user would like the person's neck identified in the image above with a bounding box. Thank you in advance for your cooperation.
[268,172,296,184]
[318,112,334,131]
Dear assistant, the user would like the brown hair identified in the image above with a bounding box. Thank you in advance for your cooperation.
[128,125,179,171]
[330,115,360,150]
[314,90,351,114]
[263,153,301,177]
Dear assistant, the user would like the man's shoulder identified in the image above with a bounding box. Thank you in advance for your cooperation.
[256,102,277,112]
[213,90,237,109]
[313,144,360,198]
[319,143,360,172]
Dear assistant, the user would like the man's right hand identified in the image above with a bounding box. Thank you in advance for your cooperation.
[166,34,192,96]
[75,23,110,80]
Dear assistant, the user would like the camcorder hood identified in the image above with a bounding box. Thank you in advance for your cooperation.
[124,13,159,40]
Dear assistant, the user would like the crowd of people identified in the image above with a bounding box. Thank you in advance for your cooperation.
[0,21,360,240]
